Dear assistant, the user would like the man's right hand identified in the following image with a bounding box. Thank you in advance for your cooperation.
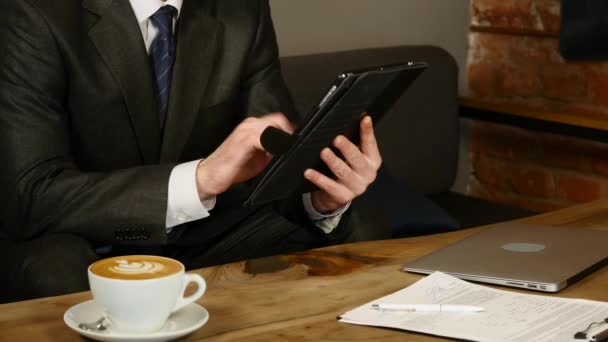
[195,113,294,200]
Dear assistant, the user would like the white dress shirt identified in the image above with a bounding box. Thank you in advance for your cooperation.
[128,0,348,233]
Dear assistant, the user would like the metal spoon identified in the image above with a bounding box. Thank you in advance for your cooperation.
[78,317,107,332]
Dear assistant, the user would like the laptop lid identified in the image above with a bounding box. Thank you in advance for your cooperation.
[403,223,608,292]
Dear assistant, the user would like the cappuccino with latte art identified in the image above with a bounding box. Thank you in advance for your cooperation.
[90,255,182,280]
[88,255,206,333]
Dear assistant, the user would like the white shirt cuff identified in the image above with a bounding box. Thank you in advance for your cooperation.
[302,192,350,234]
[166,159,216,230]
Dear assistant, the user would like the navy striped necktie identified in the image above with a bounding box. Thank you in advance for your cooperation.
[150,5,177,129]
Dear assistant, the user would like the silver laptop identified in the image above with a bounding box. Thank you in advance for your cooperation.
[403,223,608,292]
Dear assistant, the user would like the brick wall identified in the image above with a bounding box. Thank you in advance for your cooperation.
[467,0,608,212]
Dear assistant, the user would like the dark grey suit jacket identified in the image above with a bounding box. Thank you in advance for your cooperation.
[0,0,304,245]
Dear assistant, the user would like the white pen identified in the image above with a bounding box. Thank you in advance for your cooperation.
[371,304,484,312]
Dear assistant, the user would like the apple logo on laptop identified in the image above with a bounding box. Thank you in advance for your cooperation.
[501,243,545,253]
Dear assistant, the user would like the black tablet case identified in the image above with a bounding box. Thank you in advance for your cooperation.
[244,63,427,207]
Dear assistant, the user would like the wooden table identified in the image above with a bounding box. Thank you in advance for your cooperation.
[2,200,608,341]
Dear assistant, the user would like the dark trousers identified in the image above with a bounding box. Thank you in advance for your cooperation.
[0,206,351,303]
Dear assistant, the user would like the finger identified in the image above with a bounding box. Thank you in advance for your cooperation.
[229,118,264,150]
[333,135,369,174]
[263,112,296,133]
[304,169,354,204]
[360,116,382,167]
[320,147,361,188]
[320,148,369,195]
[240,114,293,150]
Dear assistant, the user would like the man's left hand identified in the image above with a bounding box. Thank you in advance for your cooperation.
[305,115,382,213]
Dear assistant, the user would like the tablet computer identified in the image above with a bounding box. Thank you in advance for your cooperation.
[244,62,428,207]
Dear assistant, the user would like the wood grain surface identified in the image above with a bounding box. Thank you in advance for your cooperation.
[459,96,608,131]
[1,200,608,341]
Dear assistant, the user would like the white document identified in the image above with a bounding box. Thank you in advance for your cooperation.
[339,272,608,342]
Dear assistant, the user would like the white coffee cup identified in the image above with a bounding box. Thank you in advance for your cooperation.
[88,255,206,333]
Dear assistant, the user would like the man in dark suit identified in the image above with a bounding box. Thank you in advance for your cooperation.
[0,0,381,302]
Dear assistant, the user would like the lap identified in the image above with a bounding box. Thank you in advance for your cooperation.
[0,234,99,303]
[0,207,352,302]
[167,205,350,270]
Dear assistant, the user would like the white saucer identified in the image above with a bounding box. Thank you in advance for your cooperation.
[64,300,209,342]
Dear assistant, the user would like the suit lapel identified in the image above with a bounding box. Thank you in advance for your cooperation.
[84,0,161,164]
[160,0,224,163]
